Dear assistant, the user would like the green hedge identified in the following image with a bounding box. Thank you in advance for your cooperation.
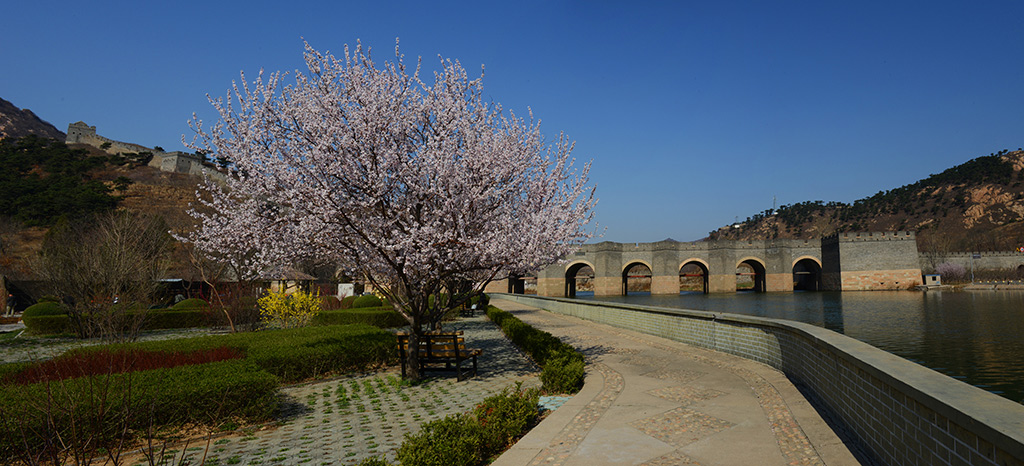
[171,298,209,310]
[23,301,64,317]
[21,314,72,335]
[392,385,539,466]
[1,324,397,459]
[142,309,217,330]
[352,295,383,308]
[486,306,585,394]
[22,309,219,335]
[102,324,398,383]
[313,307,407,328]
[0,359,278,459]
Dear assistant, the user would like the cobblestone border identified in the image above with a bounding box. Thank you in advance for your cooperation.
[527,363,623,466]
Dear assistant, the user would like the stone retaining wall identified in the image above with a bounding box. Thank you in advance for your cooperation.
[494,293,1024,466]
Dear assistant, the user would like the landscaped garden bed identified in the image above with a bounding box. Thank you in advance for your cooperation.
[0,324,397,463]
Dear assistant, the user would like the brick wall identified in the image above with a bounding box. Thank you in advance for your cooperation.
[496,294,1024,466]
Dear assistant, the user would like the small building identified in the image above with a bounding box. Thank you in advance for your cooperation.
[923,274,942,287]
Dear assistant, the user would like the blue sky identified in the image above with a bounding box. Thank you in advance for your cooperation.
[3,1,1023,242]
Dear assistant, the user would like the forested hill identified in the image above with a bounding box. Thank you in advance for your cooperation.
[707,148,1024,252]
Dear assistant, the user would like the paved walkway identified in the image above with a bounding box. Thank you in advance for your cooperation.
[123,314,541,466]
[491,299,861,466]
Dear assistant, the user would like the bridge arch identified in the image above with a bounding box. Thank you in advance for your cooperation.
[792,256,822,291]
[679,258,709,294]
[736,257,767,292]
[622,261,653,295]
[565,260,596,298]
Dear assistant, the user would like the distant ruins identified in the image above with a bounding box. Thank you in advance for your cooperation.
[66,121,224,181]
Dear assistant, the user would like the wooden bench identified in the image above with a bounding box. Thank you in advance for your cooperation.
[459,304,479,317]
[395,331,482,381]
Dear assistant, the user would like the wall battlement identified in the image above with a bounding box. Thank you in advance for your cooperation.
[65,121,225,182]
[823,231,916,245]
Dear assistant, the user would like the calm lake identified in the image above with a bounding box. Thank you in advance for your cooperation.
[576,290,1024,405]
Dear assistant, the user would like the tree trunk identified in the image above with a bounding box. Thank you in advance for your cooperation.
[404,317,423,381]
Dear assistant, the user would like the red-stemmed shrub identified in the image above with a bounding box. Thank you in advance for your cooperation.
[7,346,244,385]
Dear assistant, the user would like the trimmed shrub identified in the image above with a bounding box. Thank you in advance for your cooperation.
[22,314,72,335]
[394,385,538,466]
[0,359,278,458]
[340,295,358,309]
[142,309,214,330]
[396,413,483,466]
[7,347,243,385]
[171,298,209,310]
[540,353,586,394]
[0,324,397,460]
[474,385,540,453]
[123,324,398,383]
[22,301,64,317]
[486,306,585,393]
[352,294,383,308]
[313,307,407,328]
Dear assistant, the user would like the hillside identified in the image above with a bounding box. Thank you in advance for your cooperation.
[0,137,203,279]
[708,148,1024,252]
[0,98,64,141]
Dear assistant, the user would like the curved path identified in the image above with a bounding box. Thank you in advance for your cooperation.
[492,299,861,466]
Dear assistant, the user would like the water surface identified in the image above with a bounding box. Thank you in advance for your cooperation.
[578,290,1024,404]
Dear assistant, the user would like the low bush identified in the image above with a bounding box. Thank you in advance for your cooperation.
[258,289,321,328]
[22,301,64,317]
[0,359,278,460]
[22,314,72,335]
[121,324,398,383]
[486,306,585,393]
[540,353,586,394]
[394,385,538,466]
[172,298,209,310]
[396,413,483,466]
[313,307,407,328]
[23,308,220,335]
[340,295,358,309]
[352,294,383,308]
[5,347,244,385]
[0,324,396,460]
[474,384,540,454]
[142,308,216,330]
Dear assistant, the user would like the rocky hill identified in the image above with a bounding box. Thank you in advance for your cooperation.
[0,98,204,280]
[708,148,1024,252]
[0,98,64,141]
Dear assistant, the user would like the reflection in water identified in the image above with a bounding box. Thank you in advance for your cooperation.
[581,291,1024,404]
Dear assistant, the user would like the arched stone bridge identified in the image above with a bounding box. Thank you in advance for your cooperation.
[486,231,923,296]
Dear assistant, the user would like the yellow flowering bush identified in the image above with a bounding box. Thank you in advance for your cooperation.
[258,289,321,328]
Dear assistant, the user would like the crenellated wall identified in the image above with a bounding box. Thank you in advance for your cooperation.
[493,232,923,296]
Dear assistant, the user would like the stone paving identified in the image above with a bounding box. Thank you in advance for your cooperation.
[122,315,541,466]
[492,299,858,466]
